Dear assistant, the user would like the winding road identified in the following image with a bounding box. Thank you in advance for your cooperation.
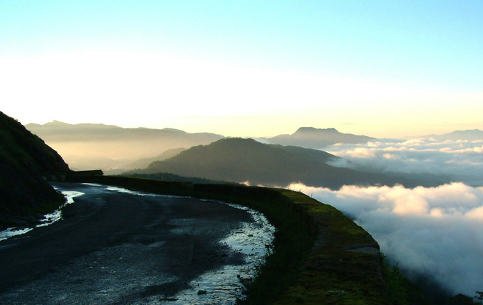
[0,183,267,305]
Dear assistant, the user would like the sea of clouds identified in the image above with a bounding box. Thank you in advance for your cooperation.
[290,137,483,296]
[327,137,483,186]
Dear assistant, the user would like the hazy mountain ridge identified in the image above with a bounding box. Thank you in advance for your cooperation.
[136,137,409,189]
[123,148,186,170]
[266,127,375,149]
[26,121,222,142]
[26,121,223,172]
[0,112,69,228]
[430,129,483,141]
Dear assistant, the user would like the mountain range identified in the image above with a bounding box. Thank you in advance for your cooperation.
[430,129,483,141]
[26,121,222,172]
[27,123,380,172]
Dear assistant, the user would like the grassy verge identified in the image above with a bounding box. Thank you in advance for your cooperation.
[67,175,390,304]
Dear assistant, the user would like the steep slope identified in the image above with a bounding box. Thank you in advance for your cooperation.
[27,121,223,171]
[267,127,375,148]
[140,138,393,188]
[0,112,69,228]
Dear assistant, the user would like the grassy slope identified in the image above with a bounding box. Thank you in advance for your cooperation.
[68,175,390,305]
[271,190,386,305]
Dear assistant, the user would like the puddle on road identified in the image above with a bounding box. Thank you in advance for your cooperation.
[154,203,275,305]
[99,185,276,305]
[0,190,84,241]
[87,184,276,304]
[0,183,276,305]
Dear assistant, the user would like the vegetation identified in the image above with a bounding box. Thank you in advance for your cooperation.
[0,111,69,229]
[384,261,483,305]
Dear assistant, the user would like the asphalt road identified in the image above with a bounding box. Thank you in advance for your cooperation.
[0,183,252,305]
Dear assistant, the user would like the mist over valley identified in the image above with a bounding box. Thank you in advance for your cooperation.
[2,2,483,303]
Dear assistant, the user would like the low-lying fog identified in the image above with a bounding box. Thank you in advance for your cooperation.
[291,137,483,296]
[327,137,483,186]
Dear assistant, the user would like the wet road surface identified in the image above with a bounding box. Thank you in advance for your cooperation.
[0,183,266,305]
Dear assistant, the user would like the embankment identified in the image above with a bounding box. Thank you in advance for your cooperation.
[68,175,389,305]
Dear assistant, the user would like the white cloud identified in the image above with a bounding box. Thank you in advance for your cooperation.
[327,138,483,185]
[289,182,483,295]
[467,206,483,220]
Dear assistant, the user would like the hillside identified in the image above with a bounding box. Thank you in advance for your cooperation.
[122,147,186,171]
[0,112,69,228]
[26,121,223,171]
[266,127,375,149]
[139,138,395,189]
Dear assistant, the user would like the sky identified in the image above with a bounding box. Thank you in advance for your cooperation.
[1,0,483,137]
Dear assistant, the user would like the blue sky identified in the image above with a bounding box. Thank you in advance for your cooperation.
[1,1,482,136]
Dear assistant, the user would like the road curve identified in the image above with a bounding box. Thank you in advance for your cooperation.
[0,183,258,305]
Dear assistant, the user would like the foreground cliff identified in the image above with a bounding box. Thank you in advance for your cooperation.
[0,111,69,228]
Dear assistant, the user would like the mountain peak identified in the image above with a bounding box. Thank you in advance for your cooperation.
[140,136,357,188]
[295,127,339,134]
[45,120,70,126]
[212,137,261,147]
[268,127,374,149]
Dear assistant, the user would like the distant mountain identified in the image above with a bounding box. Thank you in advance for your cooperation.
[0,112,69,228]
[27,122,223,172]
[136,138,400,189]
[119,148,186,172]
[266,127,375,149]
[431,129,483,141]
